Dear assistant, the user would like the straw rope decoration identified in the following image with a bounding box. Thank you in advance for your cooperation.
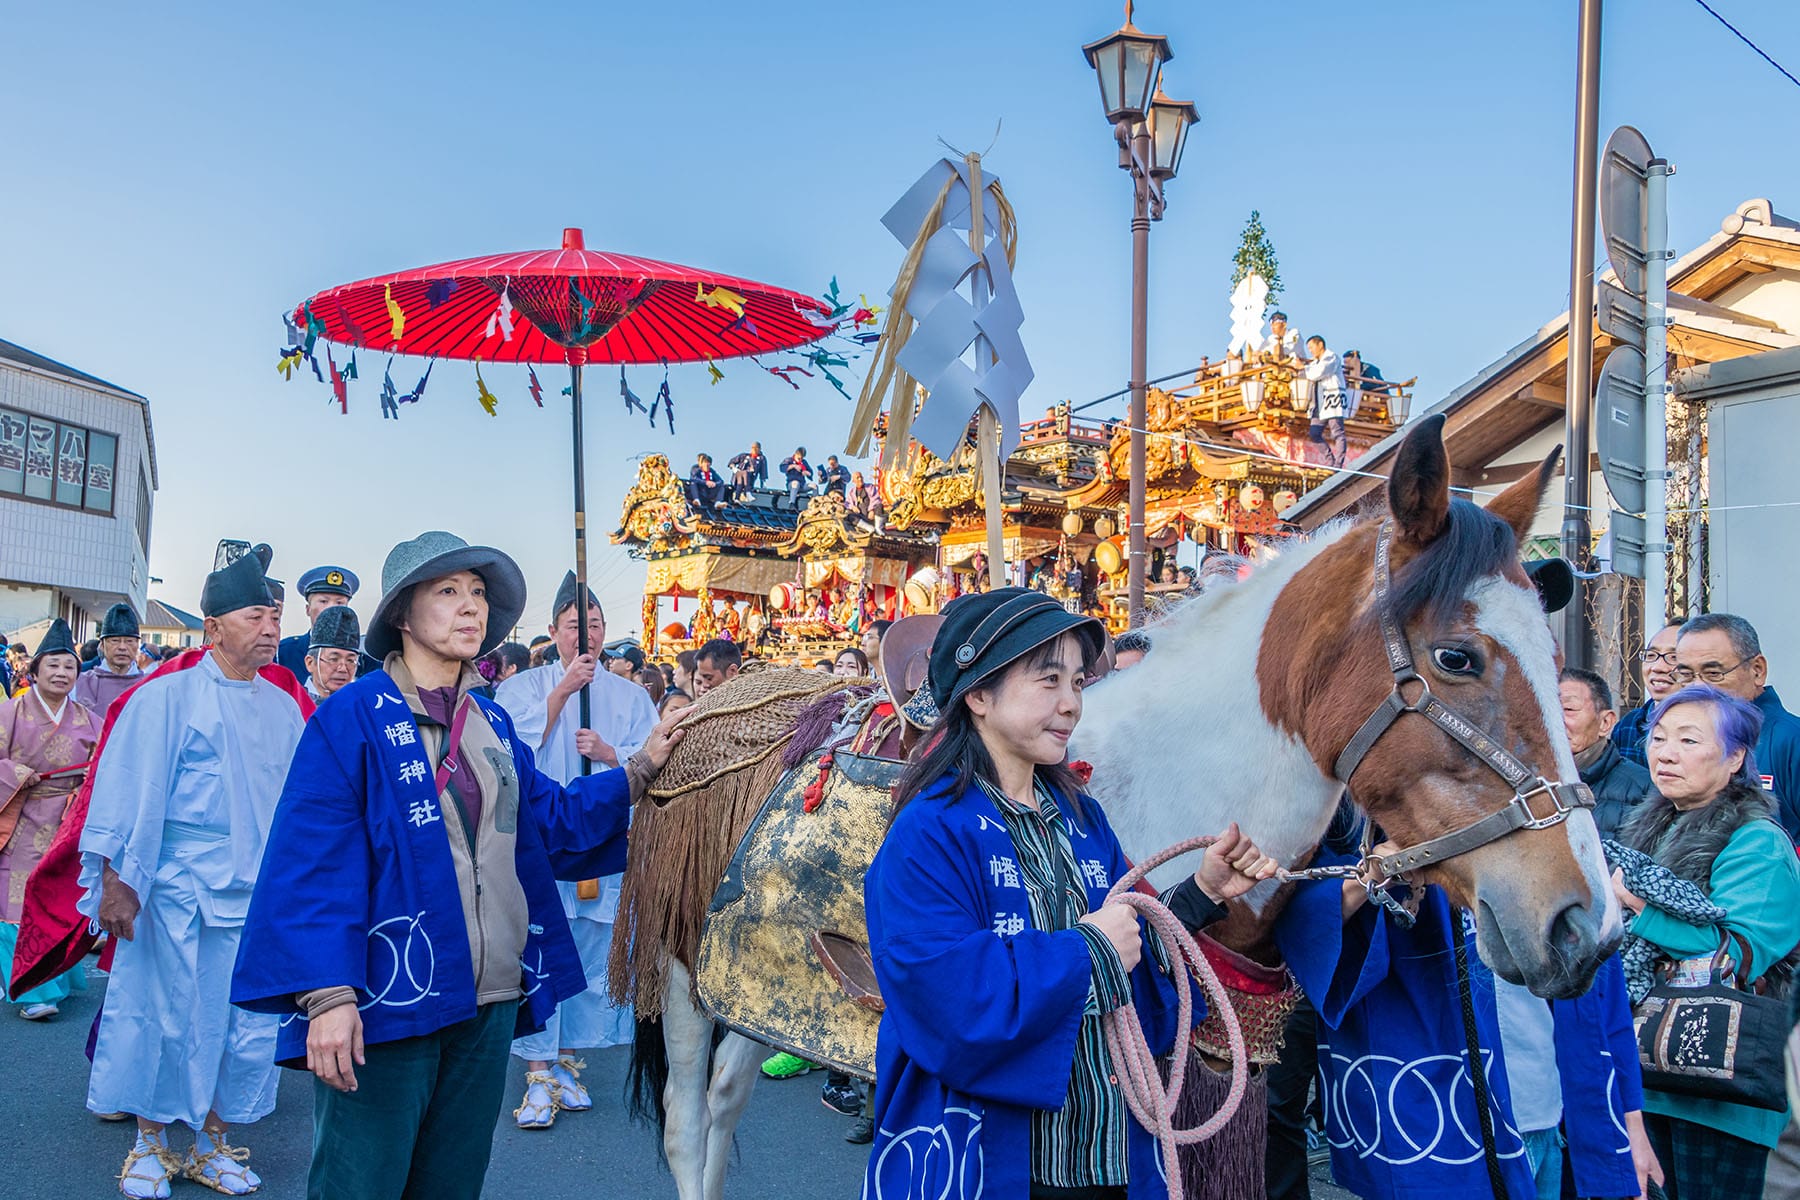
[846,154,1020,471]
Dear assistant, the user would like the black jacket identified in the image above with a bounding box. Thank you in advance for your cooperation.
[1581,739,1652,838]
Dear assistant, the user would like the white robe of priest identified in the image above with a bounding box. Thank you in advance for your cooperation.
[495,658,656,1055]
[78,652,305,1127]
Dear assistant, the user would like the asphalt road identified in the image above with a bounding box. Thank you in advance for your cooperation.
[6,965,1353,1199]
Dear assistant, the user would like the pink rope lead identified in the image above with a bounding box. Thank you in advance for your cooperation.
[1099,836,1250,1200]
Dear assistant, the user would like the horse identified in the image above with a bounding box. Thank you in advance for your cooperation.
[608,413,1621,1200]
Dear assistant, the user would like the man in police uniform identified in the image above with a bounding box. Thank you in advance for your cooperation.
[275,565,359,685]
[301,606,362,703]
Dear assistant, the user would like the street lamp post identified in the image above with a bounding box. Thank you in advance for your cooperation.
[1083,9,1197,628]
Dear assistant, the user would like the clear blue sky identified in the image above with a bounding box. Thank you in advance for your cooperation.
[4,0,1797,639]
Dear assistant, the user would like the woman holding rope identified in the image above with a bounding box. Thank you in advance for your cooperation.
[862,588,1276,1200]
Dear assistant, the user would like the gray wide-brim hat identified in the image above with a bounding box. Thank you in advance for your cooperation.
[365,531,526,661]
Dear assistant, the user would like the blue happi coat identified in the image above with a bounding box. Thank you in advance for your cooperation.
[230,670,629,1066]
[862,775,1190,1200]
[1276,853,1642,1200]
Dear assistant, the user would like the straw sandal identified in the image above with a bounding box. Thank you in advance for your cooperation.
[551,1056,592,1111]
[182,1129,260,1195]
[118,1131,181,1200]
[514,1071,559,1129]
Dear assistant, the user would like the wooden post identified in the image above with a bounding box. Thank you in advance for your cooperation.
[965,153,1006,593]
[979,407,1005,590]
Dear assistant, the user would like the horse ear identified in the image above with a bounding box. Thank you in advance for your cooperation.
[1387,413,1451,545]
[1485,443,1563,542]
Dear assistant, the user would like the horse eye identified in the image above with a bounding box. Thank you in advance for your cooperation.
[1432,646,1479,676]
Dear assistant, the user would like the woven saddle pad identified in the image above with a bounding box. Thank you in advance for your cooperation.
[649,667,854,802]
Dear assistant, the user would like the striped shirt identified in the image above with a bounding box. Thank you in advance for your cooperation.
[977,777,1132,1189]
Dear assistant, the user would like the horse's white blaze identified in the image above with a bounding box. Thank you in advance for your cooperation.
[1467,576,1622,937]
[1078,529,1355,892]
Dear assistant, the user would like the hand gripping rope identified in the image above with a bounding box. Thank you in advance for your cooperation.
[1098,836,1250,1200]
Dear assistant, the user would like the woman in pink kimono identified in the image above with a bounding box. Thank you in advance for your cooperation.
[0,619,100,1019]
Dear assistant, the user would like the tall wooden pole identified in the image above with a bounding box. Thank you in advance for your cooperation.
[966,154,1006,591]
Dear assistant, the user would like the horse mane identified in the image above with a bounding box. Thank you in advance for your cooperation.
[1387,498,1519,628]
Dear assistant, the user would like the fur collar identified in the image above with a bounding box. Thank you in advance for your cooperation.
[1616,779,1776,891]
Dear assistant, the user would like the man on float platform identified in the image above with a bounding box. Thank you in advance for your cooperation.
[73,602,146,713]
[276,566,360,685]
[80,548,307,1198]
[494,571,658,1128]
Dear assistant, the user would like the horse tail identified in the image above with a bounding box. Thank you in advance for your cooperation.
[625,1014,670,1140]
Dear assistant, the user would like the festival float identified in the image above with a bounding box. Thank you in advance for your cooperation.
[612,454,937,661]
[615,328,1416,657]
[865,343,1415,631]
[614,198,1415,655]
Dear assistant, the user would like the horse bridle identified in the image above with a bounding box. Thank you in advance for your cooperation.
[1281,521,1594,908]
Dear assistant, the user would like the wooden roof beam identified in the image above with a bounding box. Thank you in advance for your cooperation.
[1512,381,1565,410]
[1673,238,1800,300]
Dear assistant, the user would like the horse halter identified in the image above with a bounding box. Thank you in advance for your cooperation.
[1285,522,1594,902]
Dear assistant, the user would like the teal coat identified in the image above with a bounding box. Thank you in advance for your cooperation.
[1630,817,1800,1147]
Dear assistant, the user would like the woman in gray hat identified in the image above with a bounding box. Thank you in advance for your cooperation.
[232,532,687,1200]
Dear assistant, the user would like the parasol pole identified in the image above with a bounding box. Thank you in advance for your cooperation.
[568,346,593,776]
[966,154,1006,592]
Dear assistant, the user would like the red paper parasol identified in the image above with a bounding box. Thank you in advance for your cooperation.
[298,229,832,364]
[292,228,836,760]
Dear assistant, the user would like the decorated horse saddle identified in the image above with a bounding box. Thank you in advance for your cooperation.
[694,746,899,1079]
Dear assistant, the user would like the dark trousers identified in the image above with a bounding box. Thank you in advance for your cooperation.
[1029,1187,1127,1200]
[1265,994,1320,1200]
[1307,417,1347,468]
[307,1000,519,1200]
[1642,1111,1767,1199]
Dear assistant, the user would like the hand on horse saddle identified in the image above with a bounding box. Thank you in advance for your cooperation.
[642,705,692,771]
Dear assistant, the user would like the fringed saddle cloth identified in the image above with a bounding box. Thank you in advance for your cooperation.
[608,669,861,1021]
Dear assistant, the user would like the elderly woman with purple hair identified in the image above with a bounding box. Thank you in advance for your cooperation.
[1608,683,1800,1198]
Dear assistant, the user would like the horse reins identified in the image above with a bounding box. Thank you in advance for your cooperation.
[1098,837,1250,1200]
[1280,521,1595,910]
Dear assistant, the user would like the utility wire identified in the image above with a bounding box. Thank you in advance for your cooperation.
[1071,367,1211,414]
[1692,0,1800,91]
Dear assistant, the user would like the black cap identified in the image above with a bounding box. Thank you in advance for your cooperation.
[201,551,276,617]
[551,571,601,622]
[99,603,140,639]
[33,618,77,662]
[308,605,362,653]
[927,587,1104,713]
[610,644,645,672]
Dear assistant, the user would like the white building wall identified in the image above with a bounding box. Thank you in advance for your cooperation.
[1705,374,1800,693]
[0,583,56,638]
[1475,419,1614,548]
[0,361,153,639]
[1709,273,1800,334]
